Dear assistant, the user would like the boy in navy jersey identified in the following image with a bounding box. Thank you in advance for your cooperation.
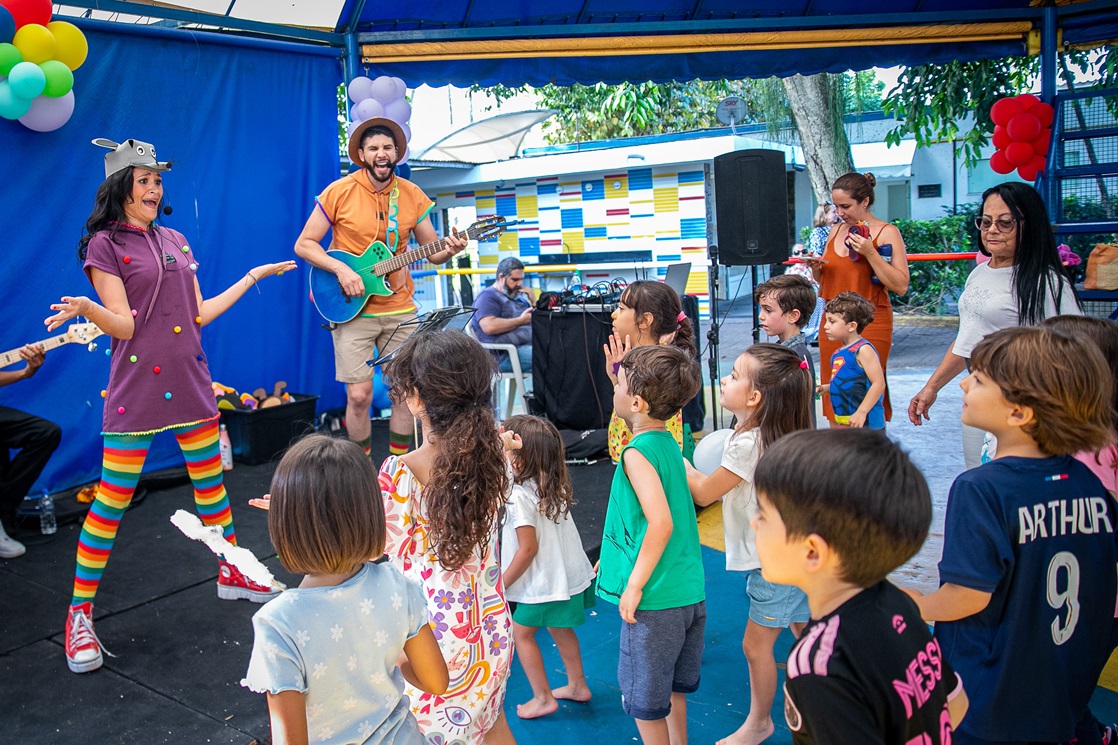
[907,326,1118,745]
[752,428,968,743]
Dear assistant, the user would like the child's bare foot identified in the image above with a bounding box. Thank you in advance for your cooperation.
[551,683,592,703]
[516,696,559,719]
[716,718,775,745]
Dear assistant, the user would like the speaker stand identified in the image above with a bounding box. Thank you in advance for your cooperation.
[751,265,762,345]
[706,246,722,430]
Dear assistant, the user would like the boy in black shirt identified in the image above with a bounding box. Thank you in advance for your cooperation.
[752,429,968,743]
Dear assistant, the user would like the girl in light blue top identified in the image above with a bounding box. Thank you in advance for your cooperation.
[242,435,448,745]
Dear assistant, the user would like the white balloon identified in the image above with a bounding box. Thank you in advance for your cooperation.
[370,75,398,104]
[347,76,373,104]
[384,97,411,125]
[354,97,384,122]
[692,428,734,476]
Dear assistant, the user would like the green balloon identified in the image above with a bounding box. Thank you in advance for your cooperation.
[40,60,73,97]
[0,42,21,77]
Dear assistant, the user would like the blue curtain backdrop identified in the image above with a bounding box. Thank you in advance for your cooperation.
[0,25,344,495]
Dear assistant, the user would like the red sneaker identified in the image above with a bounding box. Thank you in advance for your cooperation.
[66,602,109,673]
[217,560,282,603]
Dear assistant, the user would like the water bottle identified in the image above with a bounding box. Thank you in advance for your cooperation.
[871,244,893,285]
[570,272,582,291]
[219,423,233,471]
[40,492,57,535]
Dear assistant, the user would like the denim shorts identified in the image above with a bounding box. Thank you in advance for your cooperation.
[618,601,706,721]
[746,569,810,628]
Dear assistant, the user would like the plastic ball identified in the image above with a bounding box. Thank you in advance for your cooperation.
[46,20,87,71]
[990,97,1024,127]
[692,428,734,476]
[11,22,54,64]
[39,59,73,97]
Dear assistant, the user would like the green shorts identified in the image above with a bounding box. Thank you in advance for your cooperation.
[512,585,597,628]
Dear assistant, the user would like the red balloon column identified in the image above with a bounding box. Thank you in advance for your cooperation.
[0,0,88,131]
[989,93,1055,182]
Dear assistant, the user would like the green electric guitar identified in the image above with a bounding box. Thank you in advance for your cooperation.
[309,215,510,324]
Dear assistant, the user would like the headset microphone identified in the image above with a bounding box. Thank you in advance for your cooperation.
[162,203,173,216]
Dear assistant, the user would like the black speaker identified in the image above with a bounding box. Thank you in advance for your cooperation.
[713,149,791,266]
[532,308,615,431]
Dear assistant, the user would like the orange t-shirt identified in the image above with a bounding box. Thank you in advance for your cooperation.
[315,171,435,315]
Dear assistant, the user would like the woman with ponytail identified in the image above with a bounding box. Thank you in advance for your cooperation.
[381,330,517,745]
[604,280,699,462]
[802,172,910,427]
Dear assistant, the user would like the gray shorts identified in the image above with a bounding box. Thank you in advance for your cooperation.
[331,312,418,383]
[618,601,706,721]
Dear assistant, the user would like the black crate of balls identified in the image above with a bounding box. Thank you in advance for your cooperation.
[220,394,319,465]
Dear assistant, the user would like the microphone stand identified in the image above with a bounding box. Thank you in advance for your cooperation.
[706,244,721,430]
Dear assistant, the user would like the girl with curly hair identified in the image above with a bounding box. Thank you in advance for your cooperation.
[381,330,517,745]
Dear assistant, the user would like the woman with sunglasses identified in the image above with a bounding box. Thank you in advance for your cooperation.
[907,181,1081,467]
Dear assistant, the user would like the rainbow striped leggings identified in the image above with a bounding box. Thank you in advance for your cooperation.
[72,419,235,606]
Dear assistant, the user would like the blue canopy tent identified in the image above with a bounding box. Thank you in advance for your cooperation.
[3,0,1116,496]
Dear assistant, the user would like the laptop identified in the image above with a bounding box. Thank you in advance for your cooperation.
[663,262,691,297]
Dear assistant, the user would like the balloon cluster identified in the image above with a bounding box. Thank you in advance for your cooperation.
[989,94,1055,181]
[347,75,412,164]
[0,0,87,132]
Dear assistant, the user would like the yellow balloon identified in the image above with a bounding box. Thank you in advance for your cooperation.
[47,21,88,71]
[12,24,55,65]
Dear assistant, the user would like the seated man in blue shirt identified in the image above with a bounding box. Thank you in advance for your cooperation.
[471,257,535,374]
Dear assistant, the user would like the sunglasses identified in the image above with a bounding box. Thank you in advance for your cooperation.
[975,217,1018,233]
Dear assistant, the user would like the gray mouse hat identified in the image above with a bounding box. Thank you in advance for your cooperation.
[92,138,172,180]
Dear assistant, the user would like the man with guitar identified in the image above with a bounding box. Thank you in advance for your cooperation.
[0,343,62,558]
[295,117,468,459]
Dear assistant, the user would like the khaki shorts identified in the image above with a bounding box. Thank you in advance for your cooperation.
[331,312,418,383]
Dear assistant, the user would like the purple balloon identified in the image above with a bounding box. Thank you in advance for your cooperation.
[384,98,411,125]
[18,89,75,132]
[390,77,407,97]
[0,6,14,45]
[400,122,412,142]
[354,97,384,122]
[347,76,373,105]
[370,75,398,104]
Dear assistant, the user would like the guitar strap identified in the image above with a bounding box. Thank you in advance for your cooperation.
[386,181,401,252]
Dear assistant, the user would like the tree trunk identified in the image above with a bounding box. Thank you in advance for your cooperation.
[782,74,855,204]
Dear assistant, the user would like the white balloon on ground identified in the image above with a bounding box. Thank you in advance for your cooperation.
[347,76,373,104]
[354,96,384,122]
[370,75,398,104]
[383,97,411,125]
[692,428,734,476]
[18,88,74,131]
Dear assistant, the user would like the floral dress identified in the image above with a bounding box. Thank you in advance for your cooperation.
[379,456,512,745]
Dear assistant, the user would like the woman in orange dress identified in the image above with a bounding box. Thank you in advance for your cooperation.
[804,172,909,425]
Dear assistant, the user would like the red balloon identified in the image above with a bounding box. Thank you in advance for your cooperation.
[990,149,1015,174]
[1032,102,1055,128]
[1018,155,1047,182]
[1031,130,1051,156]
[1005,141,1035,167]
[991,97,1025,127]
[1015,93,1040,111]
[1006,112,1042,142]
[992,125,1011,150]
[0,0,51,29]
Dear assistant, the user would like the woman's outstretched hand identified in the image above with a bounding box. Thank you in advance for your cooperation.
[248,494,271,511]
[44,296,94,331]
[249,260,298,281]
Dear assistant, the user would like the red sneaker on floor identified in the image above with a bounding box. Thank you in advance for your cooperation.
[217,559,282,603]
[66,602,108,674]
